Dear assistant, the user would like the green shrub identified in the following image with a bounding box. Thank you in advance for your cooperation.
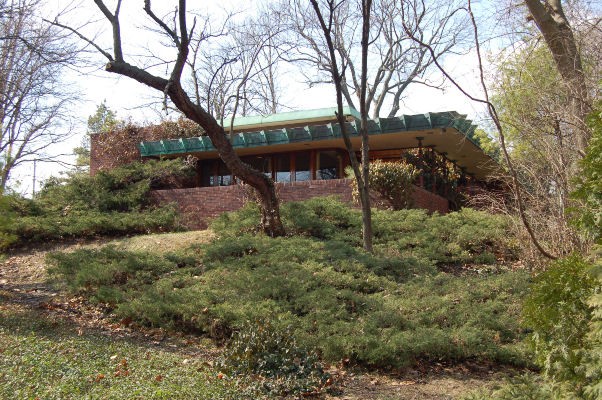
[523,254,598,394]
[219,319,329,396]
[572,102,602,242]
[584,248,602,399]
[461,374,554,400]
[2,159,192,246]
[36,158,193,214]
[213,197,517,267]
[0,190,17,250]
[50,200,530,369]
[347,160,419,210]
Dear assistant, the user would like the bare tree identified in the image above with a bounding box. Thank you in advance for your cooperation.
[53,1,285,236]
[0,0,76,189]
[285,0,467,118]
[186,11,286,121]
[524,0,592,155]
[309,0,374,252]
[400,0,600,259]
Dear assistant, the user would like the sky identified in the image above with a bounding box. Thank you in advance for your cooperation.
[12,0,491,195]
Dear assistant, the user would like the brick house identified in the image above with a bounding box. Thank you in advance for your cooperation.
[91,107,499,229]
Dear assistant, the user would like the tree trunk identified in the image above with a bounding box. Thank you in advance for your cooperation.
[524,0,591,154]
[106,61,285,237]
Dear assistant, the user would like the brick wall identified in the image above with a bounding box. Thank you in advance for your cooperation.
[150,179,448,230]
[412,185,449,214]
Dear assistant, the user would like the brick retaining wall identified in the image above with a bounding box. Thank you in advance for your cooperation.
[150,179,449,230]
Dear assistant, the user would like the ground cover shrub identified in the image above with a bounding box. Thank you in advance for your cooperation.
[461,374,554,400]
[584,248,602,399]
[50,198,530,370]
[218,319,330,396]
[213,197,517,267]
[3,159,192,246]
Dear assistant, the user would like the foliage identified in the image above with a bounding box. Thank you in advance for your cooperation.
[74,101,124,170]
[572,102,602,243]
[92,118,204,171]
[87,100,122,135]
[49,198,530,369]
[2,159,193,246]
[219,320,330,396]
[522,254,599,396]
[0,308,237,399]
[485,107,602,400]
[583,248,602,399]
[492,42,586,256]
[347,160,419,210]
[214,198,517,266]
[470,128,501,161]
[461,374,554,400]
[0,189,17,250]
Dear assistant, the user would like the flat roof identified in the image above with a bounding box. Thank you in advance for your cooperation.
[138,108,499,180]
[221,106,360,132]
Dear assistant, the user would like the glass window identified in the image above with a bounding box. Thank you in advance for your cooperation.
[243,156,271,178]
[317,150,340,180]
[295,152,311,181]
[273,153,291,182]
[200,160,214,187]
[217,161,232,186]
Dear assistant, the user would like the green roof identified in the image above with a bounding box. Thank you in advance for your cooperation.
[221,106,361,131]
[138,109,478,157]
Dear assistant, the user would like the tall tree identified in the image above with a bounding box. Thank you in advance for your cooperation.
[308,0,374,252]
[74,101,122,171]
[286,0,467,118]
[524,0,592,154]
[0,0,76,189]
[187,11,287,121]
[54,1,285,237]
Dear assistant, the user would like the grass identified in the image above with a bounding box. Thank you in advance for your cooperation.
[0,307,238,400]
[106,230,215,253]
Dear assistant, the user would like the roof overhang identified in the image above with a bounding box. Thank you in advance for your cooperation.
[138,109,499,180]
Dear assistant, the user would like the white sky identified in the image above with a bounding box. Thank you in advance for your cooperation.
[12,0,491,195]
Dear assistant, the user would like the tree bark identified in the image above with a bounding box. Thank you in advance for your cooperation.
[87,0,286,237]
[309,0,373,252]
[524,0,591,154]
[106,61,285,237]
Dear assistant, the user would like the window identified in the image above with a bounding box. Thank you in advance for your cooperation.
[273,154,291,182]
[317,150,340,180]
[217,161,232,186]
[200,160,232,186]
[200,161,215,187]
[243,156,271,178]
[295,152,311,181]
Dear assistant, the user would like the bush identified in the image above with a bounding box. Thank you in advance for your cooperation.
[50,199,530,369]
[572,102,602,242]
[219,320,330,396]
[523,254,599,395]
[461,374,554,400]
[347,160,419,210]
[0,190,17,250]
[213,197,517,267]
[583,248,602,399]
[2,159,193,246]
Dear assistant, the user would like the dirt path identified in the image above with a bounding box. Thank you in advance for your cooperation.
[0,234,511,399]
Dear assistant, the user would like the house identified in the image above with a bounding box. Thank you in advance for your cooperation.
[91,107,499,229]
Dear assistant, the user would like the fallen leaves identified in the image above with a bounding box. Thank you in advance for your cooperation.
[114,358,130,377]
